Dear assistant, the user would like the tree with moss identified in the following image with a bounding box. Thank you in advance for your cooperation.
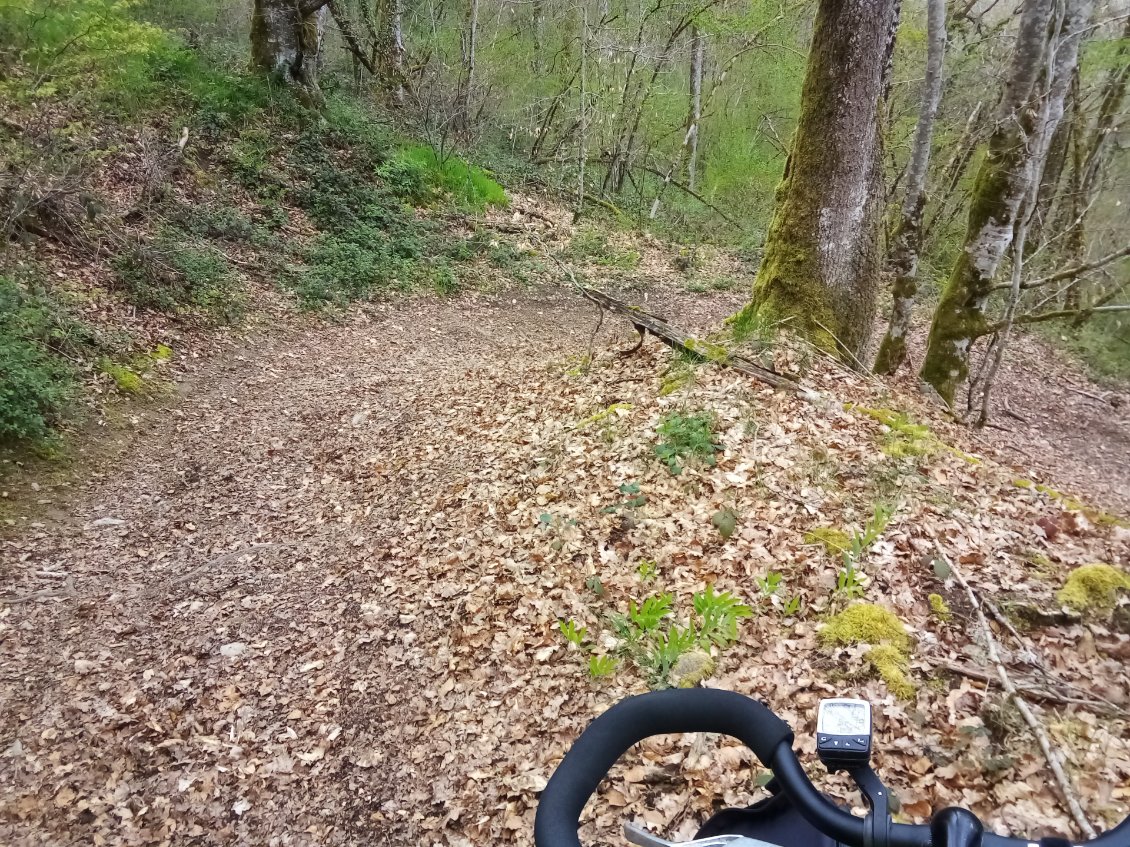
[730,0,900,360]
[251,0,390,109]
[250,0,329,109]
[873,0,946,375]
[917,0,1088,406]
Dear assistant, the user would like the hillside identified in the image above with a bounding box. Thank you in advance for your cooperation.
[3,2,1130,846]
[2,244,1130,844]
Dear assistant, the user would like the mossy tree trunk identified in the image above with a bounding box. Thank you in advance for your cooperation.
[732,0,901,361]
[873,0,946,375]
[250,0,330,110]
[917,0,1058,406]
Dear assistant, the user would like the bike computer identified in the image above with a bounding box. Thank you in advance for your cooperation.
[816,698,872,770]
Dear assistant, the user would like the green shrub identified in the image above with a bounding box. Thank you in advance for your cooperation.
[113,231,243,321]
[654,412,721,475]
[168,202,265,243]
[395,145,508,211]
[566,225,641,269]
[0,0,167,106]
[0,276,83,444]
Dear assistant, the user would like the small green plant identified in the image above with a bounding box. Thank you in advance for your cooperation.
[636,559,659,581]
[711,507,739,540]
[0,275,103,444]
[835,565,866,600]
[928,593,952,622]
[585,575,606,597]
[566,226,640,269]
[654,412,721,475]
[603,480,647,513]
[588,655,618,678]
[693,584,753,646]
[644,625,698,683]
[604,586,752,688]
[627,593,674,633]
[558,619,587,647]
[757,572,782,597]
[834,503,894,599]
[782,595,803,617]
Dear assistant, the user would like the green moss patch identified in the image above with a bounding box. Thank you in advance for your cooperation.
[928,593,952,622]
[1057,564,1130,615]
[821,603,911,651]
[822,604,915,699]
[805,526,851,555]
[866,645,915,699]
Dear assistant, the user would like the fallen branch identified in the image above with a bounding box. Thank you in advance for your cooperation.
[152,543,288,596]
[934,540,1097,839]
[938,662,1127,717]
[1061,384,1111,405]
[533,235,814,396]
[578,285,812,395]
[0,576,77,604]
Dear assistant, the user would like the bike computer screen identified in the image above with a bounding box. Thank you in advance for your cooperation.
[816,698,872,769]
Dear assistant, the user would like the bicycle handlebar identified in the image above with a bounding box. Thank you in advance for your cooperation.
[534,688,1130,847]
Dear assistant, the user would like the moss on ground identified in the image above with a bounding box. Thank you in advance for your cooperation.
[866,645,916,699]
[805,526,851,554]
[928,593,952,622]
[1057,564,1130,615]
[821,603,911,651]
[821,604,915,699]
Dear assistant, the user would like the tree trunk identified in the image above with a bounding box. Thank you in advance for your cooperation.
[873,0,946,375]
[917,0,1058,406]
[970,0,1092,425]
[688,25,705,191]
[532,0,545,73]
[249,0,329,110]
[457,0,479,133]
[375,0,406,103]
[731,0,901,360]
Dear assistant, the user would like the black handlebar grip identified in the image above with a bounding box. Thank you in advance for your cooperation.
[533,688,794,847]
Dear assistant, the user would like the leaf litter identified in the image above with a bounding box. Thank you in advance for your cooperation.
[1,285,1128,847]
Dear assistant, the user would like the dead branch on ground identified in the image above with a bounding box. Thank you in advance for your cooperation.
[934,540,1097,839]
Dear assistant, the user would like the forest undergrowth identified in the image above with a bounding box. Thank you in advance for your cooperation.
[1,243,1129,845]
[2,8,1130,844]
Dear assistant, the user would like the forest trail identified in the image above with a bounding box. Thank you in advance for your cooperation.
[2,286,1129,847]
[0,287,733,845]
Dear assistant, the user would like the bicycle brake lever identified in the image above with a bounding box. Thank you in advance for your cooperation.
[624,821,783,847]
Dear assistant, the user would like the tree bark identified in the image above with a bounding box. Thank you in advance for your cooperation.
[250,0,329,109]
[971,0,1092,426]
[874,0,946,375]
[917,0,1058,406]
[731,0,901,360]
[688,24,705,191]
[457,0,479,133]
[374,0,406,103]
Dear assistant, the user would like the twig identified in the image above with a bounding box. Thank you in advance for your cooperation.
[153,543,288,595]
[585,300,605,370]
[1,576,77,604]
[934,540,1097,839]
[938,662,1128,717]
[1060,384,1110,405]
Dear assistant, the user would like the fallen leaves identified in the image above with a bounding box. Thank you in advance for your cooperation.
[0,288,1128,847]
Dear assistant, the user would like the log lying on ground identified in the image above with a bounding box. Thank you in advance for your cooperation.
[577,285,815,397]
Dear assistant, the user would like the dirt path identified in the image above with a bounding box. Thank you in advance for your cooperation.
[0,288,711,846]
[2,287,1129,847]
